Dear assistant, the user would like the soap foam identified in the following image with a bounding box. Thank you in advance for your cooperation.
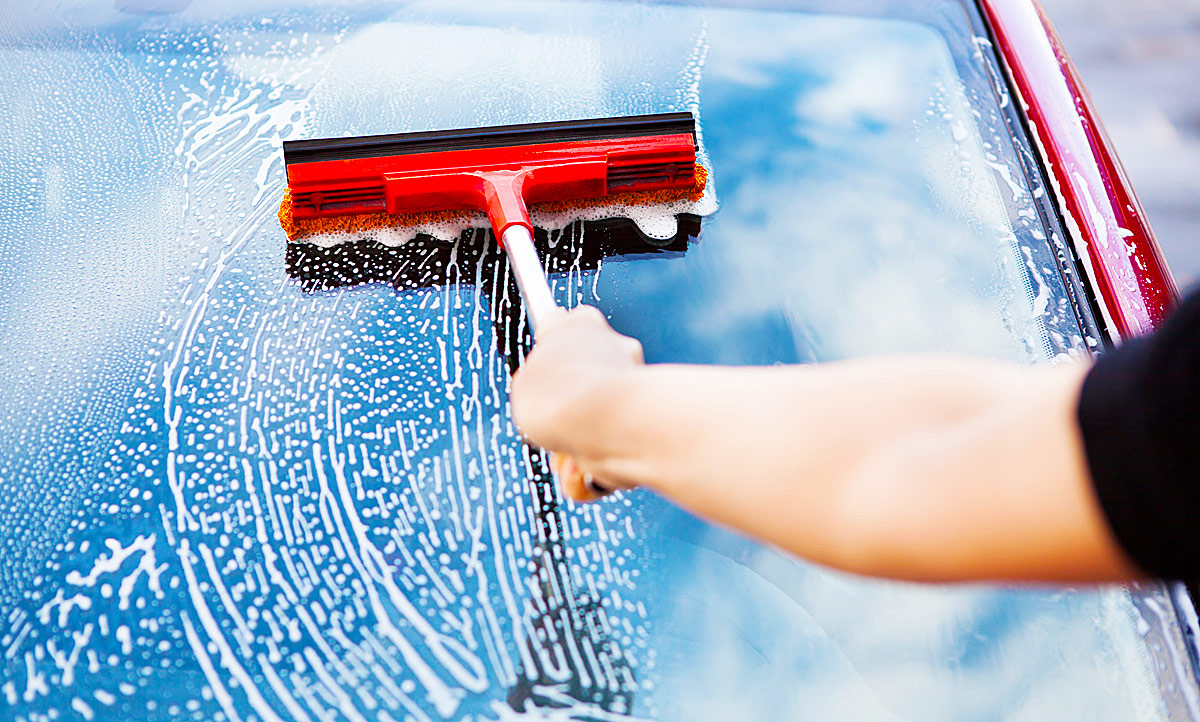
[281,163,718,248]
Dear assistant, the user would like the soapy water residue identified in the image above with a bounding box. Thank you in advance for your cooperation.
[0,2,1188,721]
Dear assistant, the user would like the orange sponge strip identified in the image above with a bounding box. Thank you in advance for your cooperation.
[280,164,709,242]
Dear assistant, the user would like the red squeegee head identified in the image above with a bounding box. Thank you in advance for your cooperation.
[283,113,699,331]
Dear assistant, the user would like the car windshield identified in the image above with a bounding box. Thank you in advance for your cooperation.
[0,1,1192,720]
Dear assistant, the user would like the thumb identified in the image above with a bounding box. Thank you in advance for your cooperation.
[532,307,572,337]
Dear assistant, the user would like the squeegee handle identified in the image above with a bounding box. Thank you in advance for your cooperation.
[499,224,609,500]
[500,224,559,333]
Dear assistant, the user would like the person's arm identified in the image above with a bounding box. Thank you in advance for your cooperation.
[511,306,1143,584]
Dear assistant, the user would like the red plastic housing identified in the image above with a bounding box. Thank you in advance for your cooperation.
[285,133,697,241]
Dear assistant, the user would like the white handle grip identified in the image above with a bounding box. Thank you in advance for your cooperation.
[500,225,558,334]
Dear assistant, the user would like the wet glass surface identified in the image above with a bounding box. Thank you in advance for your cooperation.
[0,1,1189,720]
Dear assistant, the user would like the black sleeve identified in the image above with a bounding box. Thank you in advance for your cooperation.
[1077,287,1200,581]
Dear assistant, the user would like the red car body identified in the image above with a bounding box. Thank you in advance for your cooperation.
[984,0,1177,337]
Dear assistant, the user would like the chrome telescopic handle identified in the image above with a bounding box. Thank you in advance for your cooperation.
[500,224,558,333]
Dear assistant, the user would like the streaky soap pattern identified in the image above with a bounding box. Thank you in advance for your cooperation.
[0,5,685,720]
[0,2,1186,722]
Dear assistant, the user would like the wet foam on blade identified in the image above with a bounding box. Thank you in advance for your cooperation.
[279,164,717,248]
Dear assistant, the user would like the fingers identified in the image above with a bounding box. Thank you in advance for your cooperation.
[513,303,642,503]
[552,453,615,503]
[569,304,608,324]
[537,306,643,362]
[532,306,573,335]
[622,336,644,365]
[535,304,602,335]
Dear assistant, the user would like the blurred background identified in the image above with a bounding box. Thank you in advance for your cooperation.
[1041,0,1200,289]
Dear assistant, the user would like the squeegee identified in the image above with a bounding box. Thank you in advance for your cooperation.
[282,113,704,499]
[281,112,700,333]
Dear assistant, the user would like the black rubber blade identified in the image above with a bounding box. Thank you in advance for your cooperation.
[283,112,696,166]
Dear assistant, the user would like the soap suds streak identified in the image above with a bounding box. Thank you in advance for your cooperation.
[151,20,646,722]
[2,13,648,720]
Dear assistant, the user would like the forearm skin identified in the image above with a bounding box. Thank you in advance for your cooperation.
[567,357,1141,583]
